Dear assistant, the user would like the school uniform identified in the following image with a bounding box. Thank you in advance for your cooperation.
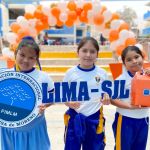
[112,70,149,150]
[0,68,54,150]
[64,65,108,150]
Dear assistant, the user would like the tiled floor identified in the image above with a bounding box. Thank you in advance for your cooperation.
[45,105,150,150]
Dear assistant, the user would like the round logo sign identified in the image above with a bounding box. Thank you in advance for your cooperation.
[0,71,42,128]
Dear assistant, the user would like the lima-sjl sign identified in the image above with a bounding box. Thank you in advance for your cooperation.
[0,71,131,128]
[0,71,42,128]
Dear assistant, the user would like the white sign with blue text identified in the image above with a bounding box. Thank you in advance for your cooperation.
[0,71,42,128]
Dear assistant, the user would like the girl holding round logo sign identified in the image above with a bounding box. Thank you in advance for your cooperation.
[0,37,54,150]
[111,46,150,150]
[63,37,110,150]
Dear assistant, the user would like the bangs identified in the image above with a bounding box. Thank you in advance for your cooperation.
[17,40,39,50]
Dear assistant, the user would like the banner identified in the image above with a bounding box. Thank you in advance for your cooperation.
[0,71,42,128]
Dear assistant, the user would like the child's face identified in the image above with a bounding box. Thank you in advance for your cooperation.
[124,50,144,74]
[16,47,37,71]
[77,41,98,69]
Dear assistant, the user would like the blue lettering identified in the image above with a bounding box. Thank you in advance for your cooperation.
[54,82,61,103]
[78,81,90,101]
[111,80,119,99]
[101,80,112,98]
[62,82,77,102]
[42,83,54,103]
[119,80,129,98]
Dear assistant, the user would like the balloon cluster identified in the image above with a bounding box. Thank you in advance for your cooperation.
[6,0,138,56]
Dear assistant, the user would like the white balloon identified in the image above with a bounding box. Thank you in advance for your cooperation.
[87,10,93,18]
[93,3,101,14]
[59,13,68,23]
[16,16,25,23]
[110,40,119,50]
[6,33,18,44]
[25,4,36,15]
[77,1,84,8]
[48,15,57,26]
[87,10,94,25]
[28,19,37,28]
[119,30,130,41]
[95,23,105,31]
[57,2,67,11]
[128,31,135,38]
[7,51,14,59]
[2,47,14,58]
[2,47,10,55]
[135,43,143,51]
[102,29,110,39]
[17,16,29,28]
[42,5,50,16]
[110,20,122,30]
[28,27,37,37]
[103,10,112,23]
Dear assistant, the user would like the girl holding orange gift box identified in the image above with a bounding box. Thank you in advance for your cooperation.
[111,45,150,150]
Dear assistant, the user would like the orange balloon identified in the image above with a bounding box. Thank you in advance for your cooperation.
[56,19,64,27]
[109,30,119,42]
[119,22,130,31]
[67,1,77,11]
[83,2,92,12]
[68,11,77,21]
[111,13,120,21]
[10,22,21,33]
[101,6,107,14]
[116,45,125,56]
[79,11,88,23]
[105,21,111,29]
[37,5,42,11]
[76,8,83,16]
[17,29,30,40]
[34,9,43,19]
[65,19,74,27]
[93,14,104,25]
[35,21,45,33]
[40,15,48,24]
[24,13,34,20]
[125,38,136,47]
[51,7,61,18]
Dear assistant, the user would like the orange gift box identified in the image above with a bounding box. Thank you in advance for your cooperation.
[131,72,150,106]
[109,62,150,80]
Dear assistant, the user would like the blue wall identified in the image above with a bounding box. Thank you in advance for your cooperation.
[45,26,74,35]
[144,11,150,20]
[143,27,150,35]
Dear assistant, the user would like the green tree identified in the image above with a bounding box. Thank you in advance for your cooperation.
[116,6,137,27]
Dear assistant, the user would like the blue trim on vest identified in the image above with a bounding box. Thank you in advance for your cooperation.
[127,71,134,78]
[77,65,95,72]
[14,66,35,73]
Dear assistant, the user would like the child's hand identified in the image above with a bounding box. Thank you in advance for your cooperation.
[38,103,52,114]
[144,68,150,76]
[129,104,148,109]
[65,102,80,109]
[101,93,110,105]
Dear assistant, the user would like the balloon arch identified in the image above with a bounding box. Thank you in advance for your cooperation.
[5,0,142,56]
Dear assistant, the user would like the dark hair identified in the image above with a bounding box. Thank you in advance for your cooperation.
[15,36,40,59]
[15,36,41,70]
[77,37,99,53]
[121,46,144,64]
